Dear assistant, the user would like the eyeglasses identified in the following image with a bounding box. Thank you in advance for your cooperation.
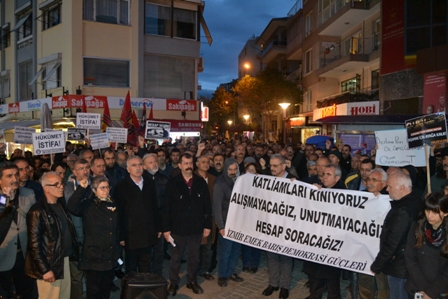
[97,186,110,191]
[46,182,64,188]
[270,163,285,168]
[366,177,383,183]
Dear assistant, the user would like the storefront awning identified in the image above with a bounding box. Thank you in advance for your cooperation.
[315,115,423,125]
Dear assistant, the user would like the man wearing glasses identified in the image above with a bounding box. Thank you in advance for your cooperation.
[25,172,78,299]
[64,158,92,299]
[0,163,36,299]
[262,154,295,299]
[12,157,44,201]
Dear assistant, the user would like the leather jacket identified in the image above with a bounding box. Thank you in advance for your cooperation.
[25,196,78,280]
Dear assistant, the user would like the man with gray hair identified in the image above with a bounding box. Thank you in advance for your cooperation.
[370,170,423,299]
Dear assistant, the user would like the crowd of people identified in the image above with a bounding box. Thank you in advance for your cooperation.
[0,133,447,299]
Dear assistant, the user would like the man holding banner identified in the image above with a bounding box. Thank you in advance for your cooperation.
[370,171,423,299]
[262,154,296,299]
[303,164,345,299]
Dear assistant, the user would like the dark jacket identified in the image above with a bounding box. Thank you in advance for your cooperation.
[370,190,423,277]
[143,170,169,210]
[345,171,364,190]
[67,186,120,271]
[163,173,212,236]
[106,163,127,184]
[25,196,78,280]
[302,180,345,279]
[24,179,44,202]
[114,176,161,250]
[404,221,448,298]
[213,158,239,230]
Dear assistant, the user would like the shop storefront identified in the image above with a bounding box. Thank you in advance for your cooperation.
[288,116,321,144]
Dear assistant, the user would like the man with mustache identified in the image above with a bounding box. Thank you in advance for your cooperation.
[163,153,212,296]
[209,154,225,177]
[114,156,161,274]
[0,163,36,299]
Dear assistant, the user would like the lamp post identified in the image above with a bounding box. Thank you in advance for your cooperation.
[244,63,250,76]
[227,120,232,126]
[278,103,290,144]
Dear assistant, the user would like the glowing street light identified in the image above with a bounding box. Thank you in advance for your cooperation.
[227,120,233,125]
[279,103,290,144]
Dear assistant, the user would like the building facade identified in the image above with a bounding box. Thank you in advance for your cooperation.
[0,0,210,131]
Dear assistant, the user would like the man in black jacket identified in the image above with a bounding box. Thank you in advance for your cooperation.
[370,170,423,299]
[303,164,344,299]
[142,153,169,276]
[114,156,161,274]
[25,172,78,299]
[163,153,212,296]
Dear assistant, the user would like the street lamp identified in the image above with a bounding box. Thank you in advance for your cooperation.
[243,114,250,123]
[278,103,290,144]
[243,63,250,76]
[227,120,232,126]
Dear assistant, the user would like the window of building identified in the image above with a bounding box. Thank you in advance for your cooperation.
[304,90,312,112]
[173,8,196,40]
[29,57,62,90]
[373,19,380,50]
[143,54,195,99]
[145,3,171,36]
[0,74,10,99]
[305,12,312,37]
[304,49,312,74]
[341,75,361,93]
[13,12,33,41]
[371,69,380,90]
[1,30,10,48]
[83,58,130,87]
[43,3,61,30]
[18,60,33,101]
[83,0,130,25]
[405,0,447,55]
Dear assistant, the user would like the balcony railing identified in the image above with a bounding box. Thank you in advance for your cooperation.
[316,88,379,108]
[261,40,287,56]
[287,0,303,17]
[318,0,370,27]
[17,35,33,49]
[319,35,379,68]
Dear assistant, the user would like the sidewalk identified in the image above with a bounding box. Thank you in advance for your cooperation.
[111,251,351,299]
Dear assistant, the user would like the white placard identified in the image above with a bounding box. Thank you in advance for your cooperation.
[106,127,128,143]
[14,127,36,144]
[44,129,67,142]
[225,174,391,275]
[32,131,66,155]
[375,129,426,167]
[89,133,110,150]
[76,113,101,129]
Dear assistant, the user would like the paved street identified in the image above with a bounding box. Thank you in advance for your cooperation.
[111,251,351,299]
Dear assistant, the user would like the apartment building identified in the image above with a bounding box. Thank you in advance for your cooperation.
[0,0,210,128]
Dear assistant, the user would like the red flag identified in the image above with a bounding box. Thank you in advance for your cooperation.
[120,91,131,122]
[148,101,154,120]
[102,100,112,132]
[132,110,140,130]
[137,103,147,136]
[82,96,87,113]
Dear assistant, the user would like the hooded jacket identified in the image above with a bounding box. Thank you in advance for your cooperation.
[213,158,240,230]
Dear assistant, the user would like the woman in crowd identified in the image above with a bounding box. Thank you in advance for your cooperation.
[404,192,448,299]
[67,176,120,299]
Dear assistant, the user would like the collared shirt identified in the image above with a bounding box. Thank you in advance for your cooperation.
[131,176,144,190]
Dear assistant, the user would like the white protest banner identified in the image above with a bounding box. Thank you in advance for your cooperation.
[67,128,87,141]
[145,120,171,139]
[76,113,101,129]
[89,133,110,150]
[14,127,36,144]
[226,174,391,275]
[106,127,128,143]
[375,129,426,167]
[44,129,67,142]
[32,131,66,155]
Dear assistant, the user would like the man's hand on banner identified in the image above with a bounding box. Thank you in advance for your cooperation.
[219,228,225,237]
[313,183,323,189]
[203,228,210,238]
[164,231,171,242]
